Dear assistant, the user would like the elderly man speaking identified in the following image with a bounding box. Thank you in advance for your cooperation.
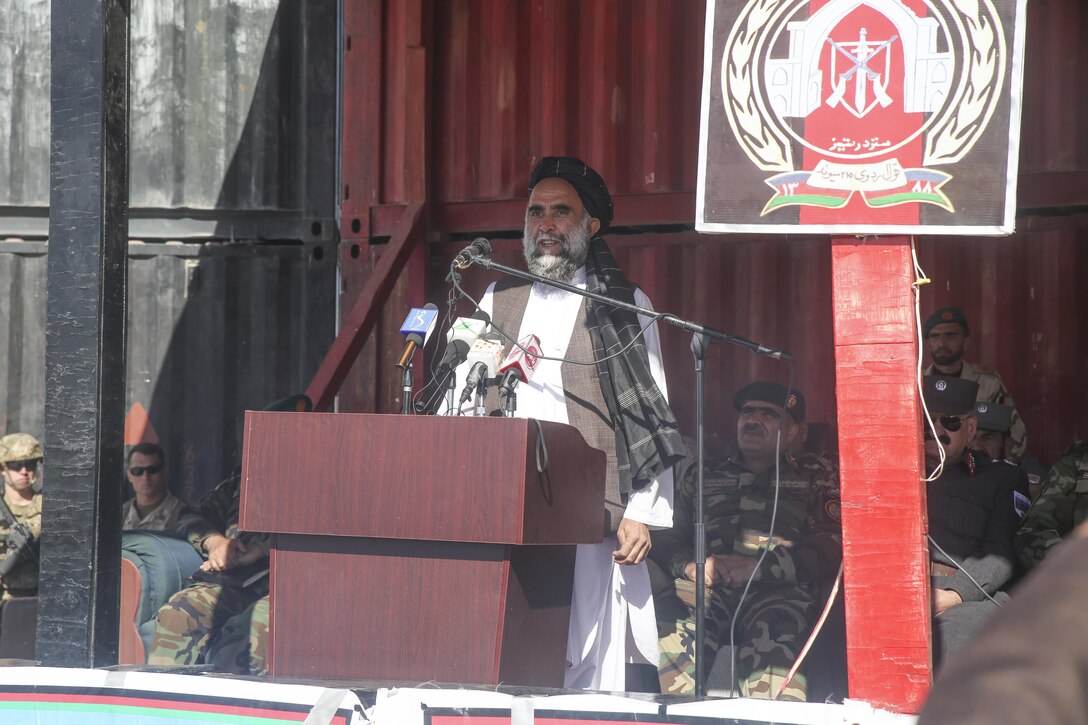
[461,156,686,691]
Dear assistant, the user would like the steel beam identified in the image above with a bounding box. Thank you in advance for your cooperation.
[40,0,129,666]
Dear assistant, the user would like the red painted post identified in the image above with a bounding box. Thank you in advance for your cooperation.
[831,236,932,712]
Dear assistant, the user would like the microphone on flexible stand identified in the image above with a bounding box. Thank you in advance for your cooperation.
[395,303,439,413]
[396,303,439,370]
[453,237,493,269]
[458,334,505,415]
[496,334,541,417]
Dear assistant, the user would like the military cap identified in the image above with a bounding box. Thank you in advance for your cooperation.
[0,433,43,464]
[923,306,970,338]
[923,376,979,415]
[529,156,614,233]
[973,401,1013,433]
[733,381,805,422]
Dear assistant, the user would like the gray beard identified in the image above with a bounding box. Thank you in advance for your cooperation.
[522,215,591,283]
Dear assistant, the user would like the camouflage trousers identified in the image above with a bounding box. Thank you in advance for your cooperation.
[207,594,269,675]
[147,580,269,674]
[656,577,816,701]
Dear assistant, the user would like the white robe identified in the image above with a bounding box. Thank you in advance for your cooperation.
[450,266,674,691]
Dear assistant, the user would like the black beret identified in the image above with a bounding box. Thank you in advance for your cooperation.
[529,156,614,233]
[733,381,805,422]
[923,306,969,337]
[923,376,979,415]
[973,401,1013,433]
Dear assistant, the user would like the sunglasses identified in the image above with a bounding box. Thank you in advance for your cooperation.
[5,459,39,473]
[129,463,164,477]
[935,415,965,432]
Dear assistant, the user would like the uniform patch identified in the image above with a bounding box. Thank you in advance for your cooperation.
[825,500,841,523]
[1013,490,1031,520]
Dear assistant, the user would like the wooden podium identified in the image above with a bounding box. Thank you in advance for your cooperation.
[239,411,605,686]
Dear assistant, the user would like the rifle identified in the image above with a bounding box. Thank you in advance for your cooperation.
[0,494,39,578]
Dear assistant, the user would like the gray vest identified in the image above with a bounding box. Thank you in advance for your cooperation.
[486,279,625,535]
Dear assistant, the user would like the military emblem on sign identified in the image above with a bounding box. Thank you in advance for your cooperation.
[715,0,1008,217]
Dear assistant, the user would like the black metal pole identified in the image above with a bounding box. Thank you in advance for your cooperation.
[470,256,791,361]
[401,363,413,414]
[692,333,709,697]
[40,0,129,666]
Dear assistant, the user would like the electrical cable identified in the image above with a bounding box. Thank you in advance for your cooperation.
[911,236,946,482]
[727,359,796,698]
[774,560,844,700]
[926,534,1005,608]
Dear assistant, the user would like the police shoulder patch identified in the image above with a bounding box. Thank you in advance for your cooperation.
[1013,491,1031,520]
[824,499,841,523]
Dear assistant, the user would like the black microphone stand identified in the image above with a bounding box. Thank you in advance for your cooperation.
[692,332,709,696]
[400,363,413,414]
[468,256,792,359]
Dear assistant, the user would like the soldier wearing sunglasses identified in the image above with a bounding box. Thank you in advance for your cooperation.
[923,376,1029,666]
[0,433,44,602]
[122,442,184,531]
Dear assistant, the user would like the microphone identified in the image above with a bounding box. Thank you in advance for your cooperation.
[458,336,505,407]
[497,334,541,414]
[396,303,439,369]
[436,311,490,373]
[453,237,492,269]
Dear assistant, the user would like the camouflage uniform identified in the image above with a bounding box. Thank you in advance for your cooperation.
[651,453,841,700]
[0,433,44,602]
[147,473,270,669]
[0,490,43,602]
[926,361,1027,458]
[1016,441,1088,572]
[207,594,269,675]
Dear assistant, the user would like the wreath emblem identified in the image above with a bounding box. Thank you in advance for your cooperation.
[720,0,1006,214]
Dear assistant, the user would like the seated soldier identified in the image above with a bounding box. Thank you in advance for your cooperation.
[1016,440,1088,573]
[206,593,269,676]
[971,402,1014,463]
[923,376,1027,664]
[971,401,1048,503]
[0,434,43,603]
[122,442,184,531]
[146,468,268,674]
[923,307,1027,460]
[651,382,841,701]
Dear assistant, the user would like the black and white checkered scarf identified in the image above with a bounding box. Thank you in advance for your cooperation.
[583,236,687,493]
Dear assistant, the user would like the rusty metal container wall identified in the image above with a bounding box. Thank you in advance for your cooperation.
[414,0,1088,468]
[429,0,703,204]
[0,242,335,502]
[0,244,48,435]
[430,220,1088,468]
[1,0,330,214]
[1019,0,1088,174]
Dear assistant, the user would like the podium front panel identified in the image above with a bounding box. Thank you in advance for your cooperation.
[267,533,573,686]
[241,412,604,545]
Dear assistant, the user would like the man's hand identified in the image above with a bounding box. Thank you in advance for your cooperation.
[933,588,963,615]
[713,554,759,586]
[683,554,760,587]
[613,519,651,565]
[201,534,256,572]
